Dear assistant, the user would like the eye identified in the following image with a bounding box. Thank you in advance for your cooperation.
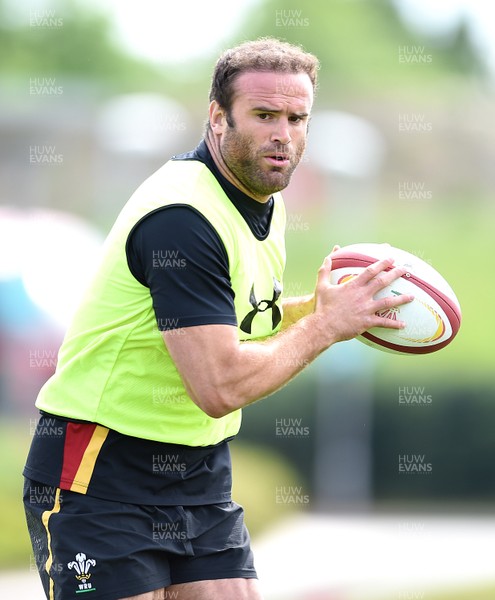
[257,113,272,120]
[289,115,304,123]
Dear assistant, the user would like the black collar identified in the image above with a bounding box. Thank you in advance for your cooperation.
[171,140,274,241]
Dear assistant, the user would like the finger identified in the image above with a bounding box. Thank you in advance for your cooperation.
[370,315,407,330]
[373,292,414,314]
[317,255,333,284]
[369,292,414,331]
[355,257,396,285]
[330,244,341,254]
[368,265,411,292]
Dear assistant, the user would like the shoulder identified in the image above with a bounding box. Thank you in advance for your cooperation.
[130,204,225,251]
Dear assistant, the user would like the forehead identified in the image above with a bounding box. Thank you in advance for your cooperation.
[231,71,314,111]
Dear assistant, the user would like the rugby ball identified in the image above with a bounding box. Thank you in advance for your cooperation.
[330,243,461,355]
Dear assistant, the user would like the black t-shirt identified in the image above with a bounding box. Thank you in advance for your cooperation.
[24,141,276,506]
[126,139,274,330]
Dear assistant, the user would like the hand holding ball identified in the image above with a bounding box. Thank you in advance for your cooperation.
[330,243,461,355]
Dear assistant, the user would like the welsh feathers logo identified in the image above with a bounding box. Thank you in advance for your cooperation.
[376,306,399,321]
[375,289,402,321]
[68,552,96,593]
[375,291,445,344]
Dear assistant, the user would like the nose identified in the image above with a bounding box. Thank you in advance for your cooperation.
[271,119,291,146]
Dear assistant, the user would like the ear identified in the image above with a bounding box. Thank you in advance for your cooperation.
[209,101,228,134]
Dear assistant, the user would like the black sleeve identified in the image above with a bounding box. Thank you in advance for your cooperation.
[126,205,237,330]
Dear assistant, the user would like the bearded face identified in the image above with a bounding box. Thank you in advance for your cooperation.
[219,118,307,198]
[215,71,313,201]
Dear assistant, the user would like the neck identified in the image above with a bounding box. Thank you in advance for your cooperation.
[204,129,270,204]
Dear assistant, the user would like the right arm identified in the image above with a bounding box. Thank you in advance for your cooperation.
[163,255,413,418]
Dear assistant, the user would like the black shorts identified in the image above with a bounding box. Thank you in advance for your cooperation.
[23,478,257,600]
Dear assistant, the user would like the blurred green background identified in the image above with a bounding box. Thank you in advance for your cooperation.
[1,0,494,597]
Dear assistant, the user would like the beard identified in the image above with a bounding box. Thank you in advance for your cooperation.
[219,122,306,199]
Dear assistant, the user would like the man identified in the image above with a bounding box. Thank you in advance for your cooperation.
[23,38,412,600]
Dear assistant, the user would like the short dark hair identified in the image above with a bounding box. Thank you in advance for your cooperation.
[208,37,319,123]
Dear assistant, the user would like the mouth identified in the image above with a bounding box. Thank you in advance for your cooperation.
[264,154,291,167]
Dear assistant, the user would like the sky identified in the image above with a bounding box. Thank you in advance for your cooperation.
[86,0,495,75]
[104,0,494,72]
[83,0,261,64]
[7,0,495,74]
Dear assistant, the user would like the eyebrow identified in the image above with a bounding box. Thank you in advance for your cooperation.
[252,106,309,118]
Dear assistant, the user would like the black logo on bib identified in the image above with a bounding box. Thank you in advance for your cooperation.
[240,277,282,334]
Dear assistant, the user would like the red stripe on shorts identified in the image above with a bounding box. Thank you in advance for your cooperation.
[60,422,97,490]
